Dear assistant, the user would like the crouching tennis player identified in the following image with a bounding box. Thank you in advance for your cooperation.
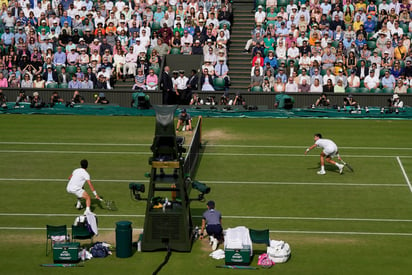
[304,133,345,175]
[66,159,100,214]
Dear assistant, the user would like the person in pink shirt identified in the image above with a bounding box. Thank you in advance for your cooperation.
[146,69,158,90]
[0,72,8,87]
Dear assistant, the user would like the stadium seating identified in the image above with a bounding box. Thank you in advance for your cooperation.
[170,48,181,55]
[46,82,59,89]
[213,78,226,91]
[251,86,263,92]
[59,83,69,89]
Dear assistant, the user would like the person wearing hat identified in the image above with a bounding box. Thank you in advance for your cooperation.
[176,108,192,132]
[348,69,361,88]
[1,26,14,46]
[388,93,404,111]
[199,200,223,251]
[174,70,188,104]
[382,50,393,69]
[364,15,376,33]
[214,58,230,91]
[30,91,45,108]
[254,5,266,25]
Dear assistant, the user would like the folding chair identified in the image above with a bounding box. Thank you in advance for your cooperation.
[46,225,68,256]
[71,225,94,244]
[249,228,270,246]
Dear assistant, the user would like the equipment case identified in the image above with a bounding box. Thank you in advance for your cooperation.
[225,245,251,265]
[53,242,80,263]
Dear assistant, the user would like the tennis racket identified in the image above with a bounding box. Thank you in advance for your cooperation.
[99,198,118,211]
[341,160,354,172]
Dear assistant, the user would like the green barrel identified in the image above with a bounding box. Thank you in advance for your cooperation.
[115,221,133,258]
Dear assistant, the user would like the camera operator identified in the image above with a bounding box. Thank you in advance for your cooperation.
[50,91,64,107]
[66,90,85,107]
[343,94,358,108]
[15,90,29,107]
[30,92,45,109]
[94,92,109,104]
[0,89,7,108]
[232,92,246,106]
[189,93,203,105]
[315,93,330,107]
[387,94,404,113]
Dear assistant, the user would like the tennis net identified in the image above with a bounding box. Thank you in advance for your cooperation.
[183,116,202,179]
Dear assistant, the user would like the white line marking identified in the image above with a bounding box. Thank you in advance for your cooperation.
[1,227,412,237]
[0,178,405,187]
[396,156,412,192]
[1,141,411,150]
[0,150,411,158]
[1,213,411,223]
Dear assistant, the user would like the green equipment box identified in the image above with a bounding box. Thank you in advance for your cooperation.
[53,242,80,263]
[225,245,251,265]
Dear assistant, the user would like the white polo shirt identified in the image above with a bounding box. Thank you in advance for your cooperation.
[67,168,90,191]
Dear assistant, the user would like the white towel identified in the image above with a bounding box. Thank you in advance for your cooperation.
[85,213,98,235]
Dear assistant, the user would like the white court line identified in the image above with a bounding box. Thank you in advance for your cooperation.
[0,178,405,187]
[396,156,412,193]
[1,141,411,150]
[0,150,411,158]
[1,227,412,237]
[1,213,412,223]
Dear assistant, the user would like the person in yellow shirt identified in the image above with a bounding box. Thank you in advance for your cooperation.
[394,40,407,60]
[352,15,363,32]
[355,0,367,12]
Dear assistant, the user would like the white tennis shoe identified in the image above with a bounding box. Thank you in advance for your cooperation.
[212,238,218,251]
[317,170,326,175]
[337,164,344,174]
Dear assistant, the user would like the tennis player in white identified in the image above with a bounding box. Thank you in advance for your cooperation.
[304,133,345,175]
[66,159,100,214]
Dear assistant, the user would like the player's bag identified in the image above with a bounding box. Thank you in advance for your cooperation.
[90,242,109,258]
[266,240,291,263]
[257,253,274,268]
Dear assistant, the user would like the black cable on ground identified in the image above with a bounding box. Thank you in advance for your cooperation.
[152,245,172,275]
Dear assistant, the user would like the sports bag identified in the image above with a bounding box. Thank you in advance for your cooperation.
[257,253,274,268]
[90,242,109,258]
[267,240,291,263]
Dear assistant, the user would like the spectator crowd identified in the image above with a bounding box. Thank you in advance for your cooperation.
[247,0,412,95]
[0,0,233,96]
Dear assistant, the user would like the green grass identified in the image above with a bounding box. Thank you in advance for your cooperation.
[1,115,412,274]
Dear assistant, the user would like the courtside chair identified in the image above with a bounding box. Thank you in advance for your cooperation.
[249,228,270,246]
[71,225,94,244]
[46,225,68,255]
[59,83,69,88]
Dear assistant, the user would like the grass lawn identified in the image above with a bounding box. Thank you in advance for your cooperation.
[0,115,411,274]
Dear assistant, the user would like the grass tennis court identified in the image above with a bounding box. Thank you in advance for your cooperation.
[1,115,412,274]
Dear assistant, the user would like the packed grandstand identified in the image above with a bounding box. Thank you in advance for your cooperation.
[0,0,411,96]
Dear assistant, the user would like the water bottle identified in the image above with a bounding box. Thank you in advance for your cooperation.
[137,241,141,252]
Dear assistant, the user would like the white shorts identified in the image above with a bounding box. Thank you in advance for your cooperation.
[323,146,338,157]
[67,186,85,198]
